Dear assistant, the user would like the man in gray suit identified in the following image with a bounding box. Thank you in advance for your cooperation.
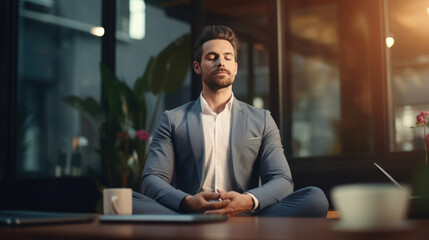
[133,25,328,217]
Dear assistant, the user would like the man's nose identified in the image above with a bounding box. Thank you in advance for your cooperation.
[216,59,225,67]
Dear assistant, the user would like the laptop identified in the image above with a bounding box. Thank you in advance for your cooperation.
[0,210,95,226]
[373,162,423,199]
[99,214,228,223]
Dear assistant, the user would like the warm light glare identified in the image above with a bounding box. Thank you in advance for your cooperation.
[386,37,395,48]
[129,0,146,39]
[253,43,265,51]
[90,27,105,37]
[253,97,264,109]
[426,7,429,15]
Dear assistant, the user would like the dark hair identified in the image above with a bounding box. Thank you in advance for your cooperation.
[193,25,239,63]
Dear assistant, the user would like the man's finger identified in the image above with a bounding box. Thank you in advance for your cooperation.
[204,199,230,210]
[201,192,221,201]
[216,189,227,199]
[204,207,234,215]
[217,189,237,200]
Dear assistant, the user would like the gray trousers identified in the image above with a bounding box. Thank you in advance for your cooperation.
[132,186,328,217]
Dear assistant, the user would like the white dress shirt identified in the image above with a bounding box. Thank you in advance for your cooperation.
[200,93,234,192]
[199,93,259,211]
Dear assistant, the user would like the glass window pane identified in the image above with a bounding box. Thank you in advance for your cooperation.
[114,1,191,188]
[116,0,191,115]
[17,0,102,178]
[289,5,340,157]
[202,0,271,109]
[285,1,372,157]
[386,0,429,153]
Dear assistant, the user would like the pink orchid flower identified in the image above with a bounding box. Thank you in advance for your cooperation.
[421,111,429,116]
[417,114,426,124]
[137,129,150,142]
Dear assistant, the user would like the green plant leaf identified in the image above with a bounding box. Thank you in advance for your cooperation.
[134,56,153,96]
[148,52,167,94]
[132,57,152,130]
[100,62,123,119]
[118,78,139,118]
[117,77,148,130]
[133,92,147,130]
[162,33,191,94]
[62,96,105,127]
[148,33,191,94]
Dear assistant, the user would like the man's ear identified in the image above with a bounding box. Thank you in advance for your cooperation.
[193,61,201,74]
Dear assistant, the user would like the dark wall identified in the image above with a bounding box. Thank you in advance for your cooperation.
[0,0,18,185]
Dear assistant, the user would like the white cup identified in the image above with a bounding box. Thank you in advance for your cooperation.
[103,188,132,215]
[331,183,409,230]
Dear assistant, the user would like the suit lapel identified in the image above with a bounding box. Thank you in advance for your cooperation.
[186,99,205,186]
[230,99,247,191]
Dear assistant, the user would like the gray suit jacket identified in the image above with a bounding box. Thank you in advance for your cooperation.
[141,97,293,212]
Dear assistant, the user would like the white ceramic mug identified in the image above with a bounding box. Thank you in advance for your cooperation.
[103,188,132,215]
[331,183,410,230]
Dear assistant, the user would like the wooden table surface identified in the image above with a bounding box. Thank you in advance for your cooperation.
[1,216,428,240]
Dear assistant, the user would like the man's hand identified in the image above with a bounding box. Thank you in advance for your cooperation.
[180,191,231,213]
[204,189,254,216]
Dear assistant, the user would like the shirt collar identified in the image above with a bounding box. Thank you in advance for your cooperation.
[200,92,234,115]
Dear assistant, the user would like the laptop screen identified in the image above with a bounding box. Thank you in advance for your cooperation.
[0,210,94,225]
[99,214,228,223]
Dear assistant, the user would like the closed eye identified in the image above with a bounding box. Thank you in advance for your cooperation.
[206,53,218,60]
[225,53,233,60]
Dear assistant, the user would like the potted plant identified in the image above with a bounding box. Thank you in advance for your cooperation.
[63,33,190,192]
[410,111,429,218]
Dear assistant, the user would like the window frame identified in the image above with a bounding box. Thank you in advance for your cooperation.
[279,0,424,197]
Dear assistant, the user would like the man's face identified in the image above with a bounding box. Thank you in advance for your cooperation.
[193,39,238,91]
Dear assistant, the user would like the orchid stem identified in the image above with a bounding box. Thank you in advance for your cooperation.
[424,126,427,165]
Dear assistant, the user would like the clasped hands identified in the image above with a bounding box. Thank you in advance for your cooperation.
[180,189,254,216]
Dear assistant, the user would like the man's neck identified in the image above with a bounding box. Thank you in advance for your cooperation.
[202,87,232,114]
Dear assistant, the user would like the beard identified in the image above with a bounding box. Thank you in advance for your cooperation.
[201,67,235,91]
